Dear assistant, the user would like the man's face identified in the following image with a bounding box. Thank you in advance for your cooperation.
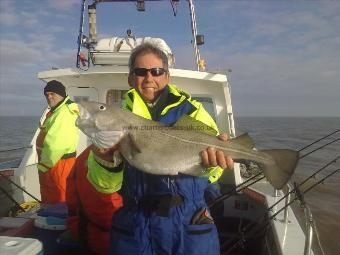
[45,92,64,108]
[128,52,169,103]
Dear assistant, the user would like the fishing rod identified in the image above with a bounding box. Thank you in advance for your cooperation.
[267,155,340,213]
[210,129,340,208]
[221,215,269,254]
[0,172,41,203]
[0,145,32,153]
[223,167,340,254]
[220,153,339,251]
[270,168,339,220]
[299,138,339,159]
[226,167,340,254]
[298,129,340,152]
[209,173,264,209]
[220,130,340,253]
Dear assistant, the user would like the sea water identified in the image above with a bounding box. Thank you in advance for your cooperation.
[0,116,339,255]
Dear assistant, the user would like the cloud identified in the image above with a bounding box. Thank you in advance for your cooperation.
[0,36,76,97]
[173,45,197,69]
[0,1,18,26]
[20,11,40,28]
[1,1,339,116]
[48,0,80,10]
[194,3,340,116]
[0,39,43,68]
[214,48,340,116]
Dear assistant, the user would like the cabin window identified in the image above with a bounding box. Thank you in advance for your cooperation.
[192,96,216,121]
[73,96,90,103]
[106,89,128,106]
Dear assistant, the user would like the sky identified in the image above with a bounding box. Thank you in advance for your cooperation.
[0,0,339,117]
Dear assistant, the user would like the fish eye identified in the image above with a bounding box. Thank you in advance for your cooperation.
[99,105,106,111]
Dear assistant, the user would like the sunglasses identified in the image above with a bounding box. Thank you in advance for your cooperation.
[132,67,167,77]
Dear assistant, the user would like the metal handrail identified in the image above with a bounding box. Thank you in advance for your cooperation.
[303,205,313,255]
[283,184,292,223]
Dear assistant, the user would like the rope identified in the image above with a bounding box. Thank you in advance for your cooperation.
[9,201,40,217]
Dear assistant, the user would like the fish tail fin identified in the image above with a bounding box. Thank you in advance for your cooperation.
[259,149,299,190]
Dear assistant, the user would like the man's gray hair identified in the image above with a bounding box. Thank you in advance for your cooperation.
[129,43,169,73]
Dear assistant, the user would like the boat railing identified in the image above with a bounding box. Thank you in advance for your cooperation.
[0,146,32,170]
[271,182,313,254]
[280,129,339,254]
[299,189,314,255]
[273,183,313,255]
[281,182,314,255]
[283,184,292,223]
[211,129,339,254]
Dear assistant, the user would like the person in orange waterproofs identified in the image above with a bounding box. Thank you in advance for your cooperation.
[36,80,79,204]
[65,146,123,255]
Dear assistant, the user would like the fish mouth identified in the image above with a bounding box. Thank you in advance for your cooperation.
[77,104,88,120]
[76,104,87,127]
[76,103,97,136]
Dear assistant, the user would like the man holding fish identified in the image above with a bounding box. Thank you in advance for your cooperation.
[75,42,298,254]
[75,43,233,255]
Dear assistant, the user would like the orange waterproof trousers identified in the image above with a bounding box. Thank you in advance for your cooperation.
[39,157,76,204]
[66,148,123,255]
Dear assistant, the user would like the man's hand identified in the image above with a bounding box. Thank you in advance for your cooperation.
[90,130,125,149]
[91,144,119,162]
[201,133,234,169]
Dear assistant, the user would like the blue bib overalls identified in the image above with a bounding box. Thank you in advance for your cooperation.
[109,97,220,255]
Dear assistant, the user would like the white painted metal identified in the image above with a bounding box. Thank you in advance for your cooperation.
[252,181,315,255]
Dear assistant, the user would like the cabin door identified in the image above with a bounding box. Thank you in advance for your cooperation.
[67,86,99,155]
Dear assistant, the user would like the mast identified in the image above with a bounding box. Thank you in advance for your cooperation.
[187,0,204,71]
[76,0,205,70]
[76,0,87,68]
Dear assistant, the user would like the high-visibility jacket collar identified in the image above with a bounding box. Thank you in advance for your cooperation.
[50,96,67,112]
[124,84,189,120]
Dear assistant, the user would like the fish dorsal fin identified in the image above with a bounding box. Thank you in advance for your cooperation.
[230,133,255,149]
[173,115,218,136]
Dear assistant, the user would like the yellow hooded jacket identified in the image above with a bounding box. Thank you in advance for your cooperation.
[37,97,79,172]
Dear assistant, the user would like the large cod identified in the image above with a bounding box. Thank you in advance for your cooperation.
[76,101,299,190]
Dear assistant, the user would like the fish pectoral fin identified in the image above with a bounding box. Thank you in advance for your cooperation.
[230,133,255,149]
[260,149,299,190]
[173,115,218,136]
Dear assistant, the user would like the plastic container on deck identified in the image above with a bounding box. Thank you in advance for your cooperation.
[0,236,43,255]
[37,203,68,219]
[34,216,66,255]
